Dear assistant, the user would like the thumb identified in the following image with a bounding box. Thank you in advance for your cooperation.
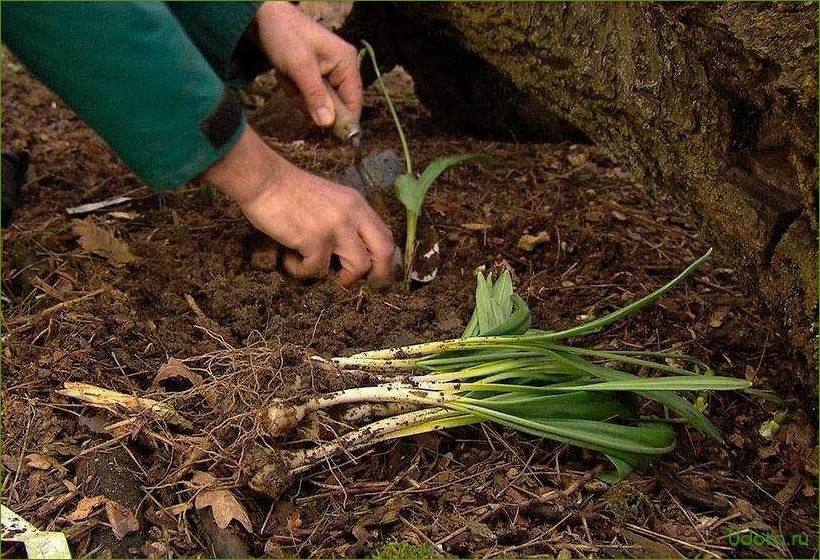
[288,55,335,127]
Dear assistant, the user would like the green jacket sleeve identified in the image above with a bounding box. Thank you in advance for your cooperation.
[167,1,268,84]
[1,2,250,190]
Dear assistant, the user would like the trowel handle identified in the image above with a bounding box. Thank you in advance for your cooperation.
[323,79,362,143]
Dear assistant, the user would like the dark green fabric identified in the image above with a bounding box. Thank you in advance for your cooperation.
[168,2,266,84]
[1,2,262,190]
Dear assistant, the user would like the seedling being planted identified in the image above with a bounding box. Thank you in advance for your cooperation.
[252,249,753,497]
[360,41,488,286]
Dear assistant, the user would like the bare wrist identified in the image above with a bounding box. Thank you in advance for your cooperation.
[202,126,284,207]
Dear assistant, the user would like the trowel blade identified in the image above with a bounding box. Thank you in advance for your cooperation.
[338,148,403,196]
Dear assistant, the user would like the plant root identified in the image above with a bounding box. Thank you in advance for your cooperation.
[266,400,307,437]
[57,381,192,429]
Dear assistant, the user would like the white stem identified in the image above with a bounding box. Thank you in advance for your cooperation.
[344,337,523,360]
[266,383,453,436]
[339,402,421,424]
[331,356,421,370]
[288,408,446,474]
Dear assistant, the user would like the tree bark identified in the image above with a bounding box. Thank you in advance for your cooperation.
[342,2,818,384]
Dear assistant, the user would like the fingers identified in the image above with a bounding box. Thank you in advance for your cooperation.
[324,44,364,118]
[287,52,335,127]
[283,212,394,286]
[255,2,363,128]
[332,230,372,287]
[357,210,397,282]
[282,244,332,279]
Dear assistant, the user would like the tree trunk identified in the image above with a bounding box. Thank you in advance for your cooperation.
[342,2,818,384]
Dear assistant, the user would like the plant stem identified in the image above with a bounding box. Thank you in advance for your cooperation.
[287,408,446,474]
[361,40,413,176]
[331,356,421,369]
[338,402,421,424]
[403,210,418,286]
[266,383,451,436]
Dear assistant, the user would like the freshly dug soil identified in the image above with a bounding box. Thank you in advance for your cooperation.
[2,53,817,559]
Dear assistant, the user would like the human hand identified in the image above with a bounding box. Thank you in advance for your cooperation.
[203,127,395,285]
[254,2,363,129]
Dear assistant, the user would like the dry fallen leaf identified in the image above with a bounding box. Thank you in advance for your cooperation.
[757,444,779,460]
[77,413,109,435]
[107,211,140,221]
[804,446,819,477]
[71,218,136,266]
[286,509,302,532]
[104,499,139,540]
[462,222,491,232]
[708,308,729,328]
[192,471,252,533]
[151,357,203,389]
[517,231,550,252]
[66,495,106,522]
[25,453,66,474]
[620,528,684,558]
[142,541,168,559]
[566,152,588,167]
[774,475,802,506]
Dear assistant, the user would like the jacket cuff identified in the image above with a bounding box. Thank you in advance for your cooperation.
[146,88,247,190]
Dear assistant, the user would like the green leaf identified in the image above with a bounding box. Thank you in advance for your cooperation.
[743,387,787,404]
[474,272,497,334]
[491,271,514,316]
[420,351,544,370]
[546,350,723,442]
[462,391,634,421]
[543,344,712,377]
[395,153,487,216]
[483,294,532,336]
[395,174,423,216]
[377,410,479,441]
[446,400,677,458]
[601,455,634,482]
[565,376,749,392]
[462,312,480,338]
[463,270,531,338]
[440,374,748,395]
[416,153,488,205]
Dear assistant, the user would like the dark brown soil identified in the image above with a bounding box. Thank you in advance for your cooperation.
[2,50,817,559]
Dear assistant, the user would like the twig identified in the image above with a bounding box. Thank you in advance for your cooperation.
[10,403,35,502]
[9,287,107,325]
[622,523,730,557]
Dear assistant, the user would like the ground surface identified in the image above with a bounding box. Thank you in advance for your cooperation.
[2,50,817,559]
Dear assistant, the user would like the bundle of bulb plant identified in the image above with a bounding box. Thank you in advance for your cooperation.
[251,249,750,494]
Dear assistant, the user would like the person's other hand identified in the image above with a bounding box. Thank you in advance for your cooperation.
[203,127,395,286]
[254,2,362,129]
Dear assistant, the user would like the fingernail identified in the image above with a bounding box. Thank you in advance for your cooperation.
[316,106,334,127]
